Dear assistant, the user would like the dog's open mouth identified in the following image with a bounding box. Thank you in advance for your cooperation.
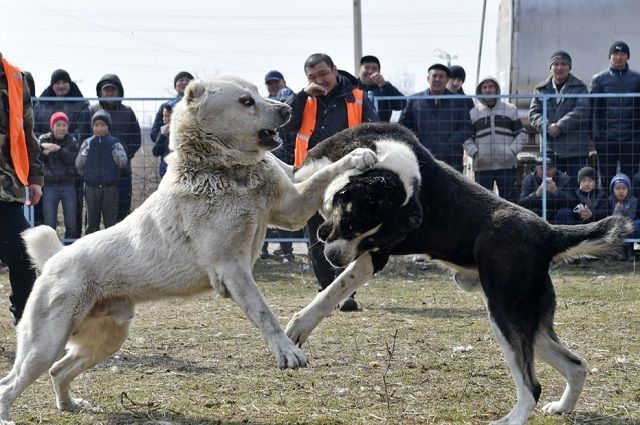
[258,129,282,150]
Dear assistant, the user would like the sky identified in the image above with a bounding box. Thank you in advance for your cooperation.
[1,0,500,100]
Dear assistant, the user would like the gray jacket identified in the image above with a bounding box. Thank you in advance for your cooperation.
[529,73,591,159]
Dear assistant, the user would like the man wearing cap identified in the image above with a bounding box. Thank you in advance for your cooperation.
[0,52,44,324]
[262,70,295,261]
[35,69,90,237]
[83,74,141,223]
[446,65,475,110]
[399,63,472,172]
[264,70,294,102]
[284,52,378,312]
[590,41,640,185]
[529,51,591,185]
[356,55,406,122]
[518,151,573,222]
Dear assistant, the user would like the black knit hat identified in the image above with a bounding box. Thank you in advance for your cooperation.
[449,65,466,81]
[173,71,194,87]
[360,55,381,68]
[577,166,596,182]
[91,109,112,130]
[50,69,71,85]
[609,41,630,58]
[548,51,572,69]
[428,63,450,77]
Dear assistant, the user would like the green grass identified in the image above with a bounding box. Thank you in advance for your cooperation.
[0,256,638,424]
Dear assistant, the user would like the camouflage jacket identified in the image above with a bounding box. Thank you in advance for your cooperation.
[0,53,44,204]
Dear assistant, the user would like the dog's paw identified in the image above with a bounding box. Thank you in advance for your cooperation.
[285,312,313,346]
[541,400,573,415]
[346,148,378,171]
[57,397,92,412]
[271,335,307,370]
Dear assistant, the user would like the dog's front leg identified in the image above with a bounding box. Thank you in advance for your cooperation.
[286,252,375,345]
[211,265,307,370]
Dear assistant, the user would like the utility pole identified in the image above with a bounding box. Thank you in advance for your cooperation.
[353,0,362,75]
[476,0,487,86]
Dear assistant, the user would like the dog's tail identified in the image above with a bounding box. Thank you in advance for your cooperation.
[549,216,634,262]
[21,225,64,272]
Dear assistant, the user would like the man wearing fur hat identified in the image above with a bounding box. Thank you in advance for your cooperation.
[464,76,525,203]
[529,51,591,186]
[83,74,141,223]
[590,41,640,185]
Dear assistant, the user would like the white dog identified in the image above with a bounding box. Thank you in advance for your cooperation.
[0,76,376,424]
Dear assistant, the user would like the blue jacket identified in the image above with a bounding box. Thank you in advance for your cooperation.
[399,88,472,170]
[77,135,127,187]
[590,64,640,142]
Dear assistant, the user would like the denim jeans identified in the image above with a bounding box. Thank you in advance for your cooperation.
[43,183,77,239]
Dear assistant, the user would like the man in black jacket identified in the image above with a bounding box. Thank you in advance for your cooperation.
[356,55,405,122]
[590,41,640,185]
[285,53,378,311]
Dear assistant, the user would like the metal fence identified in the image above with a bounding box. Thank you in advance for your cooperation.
[24,92,640,242]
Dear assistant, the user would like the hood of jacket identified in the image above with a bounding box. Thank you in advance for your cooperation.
[609,172,632,194]
[95,73,124,97]
[475,76,500,106]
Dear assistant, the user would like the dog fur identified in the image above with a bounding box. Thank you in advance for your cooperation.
[286,122,634,425]
[0,76,378,424]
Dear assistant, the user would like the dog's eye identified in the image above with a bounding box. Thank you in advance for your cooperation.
[239,97,255,107]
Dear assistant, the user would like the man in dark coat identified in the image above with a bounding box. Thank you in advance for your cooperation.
[356,55,406,122]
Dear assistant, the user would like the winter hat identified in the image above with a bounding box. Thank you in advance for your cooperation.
[50,69,71,85]
[536,150,557,166]
[49,111,69,129]
[609,173,631,193]
[173,71,194,87]
[360,55,381,68]
[91,109,112,130]
[449,65,466,81]
[577,166,596,182]
[609,41,630,58]
[548,51,572,69]
[428,63,451,77]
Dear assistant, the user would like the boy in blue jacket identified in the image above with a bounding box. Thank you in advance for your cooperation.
[609,173,640,260]
[76,110,127,234]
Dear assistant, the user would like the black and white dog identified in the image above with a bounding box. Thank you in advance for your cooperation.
[286,122,633,425]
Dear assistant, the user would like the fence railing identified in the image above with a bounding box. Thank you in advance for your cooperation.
[24,91,640,243]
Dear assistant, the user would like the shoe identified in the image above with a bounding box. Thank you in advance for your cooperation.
[260,247,269,259]
[338,297,359,312]
[283,253,295,263]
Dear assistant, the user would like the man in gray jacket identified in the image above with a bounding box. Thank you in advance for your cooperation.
[529,51,591,186]
[464,76,525,203]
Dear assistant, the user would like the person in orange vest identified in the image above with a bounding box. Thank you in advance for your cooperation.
[0,52,44,324]
[284,52,378,312]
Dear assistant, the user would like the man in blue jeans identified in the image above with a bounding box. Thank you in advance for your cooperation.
[0,52,44,324]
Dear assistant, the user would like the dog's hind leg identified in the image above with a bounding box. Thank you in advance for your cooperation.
[535,326,587,415]
[50,299,133,411]
[0,288,76,423]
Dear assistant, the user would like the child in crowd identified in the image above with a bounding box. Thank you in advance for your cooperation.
[152,103,172,178]
[609,173,640,261]
[75,110,128,234]
[568,166,607,224]
[38,111,79,240]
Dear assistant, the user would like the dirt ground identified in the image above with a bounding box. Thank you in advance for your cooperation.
[0,255,638,425]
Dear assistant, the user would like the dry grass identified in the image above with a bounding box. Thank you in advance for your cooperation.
[0,256,638,425]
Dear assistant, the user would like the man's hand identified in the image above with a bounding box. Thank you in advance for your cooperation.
[369,72,386,88]
[304,82,328,97]
[579,205,593,220]
[547,123,561,138]
[26,184,42,206]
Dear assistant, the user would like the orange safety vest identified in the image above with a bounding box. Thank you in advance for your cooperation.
[0,56,29,186]
[294,89,363,167]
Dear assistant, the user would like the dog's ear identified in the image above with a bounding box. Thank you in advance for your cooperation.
[184,80,208,106]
